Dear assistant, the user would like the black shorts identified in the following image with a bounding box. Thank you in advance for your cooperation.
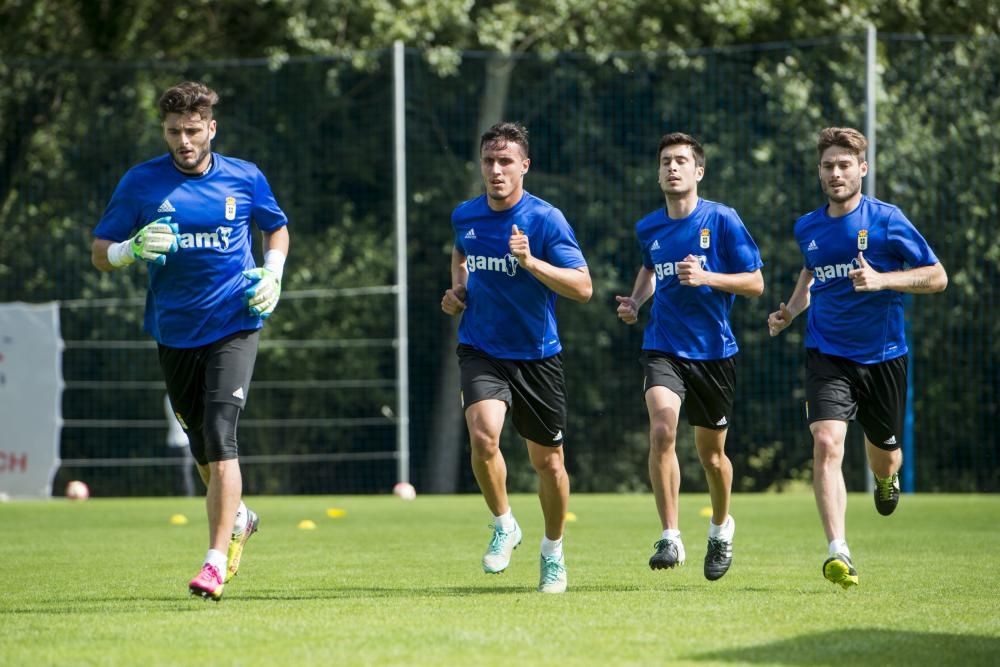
[805,348,906,451]
[457,344,566,447]
[158,329,260,433]
[640,350,735,430]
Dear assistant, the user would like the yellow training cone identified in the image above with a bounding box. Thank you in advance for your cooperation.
[699,506,713,518]
[565,511,578,522]
[298,519,317,530]
[169,514,189,525]
[326,508,347,518]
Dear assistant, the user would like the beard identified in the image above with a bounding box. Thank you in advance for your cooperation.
[823,178,861,203]
[172,144,211,172]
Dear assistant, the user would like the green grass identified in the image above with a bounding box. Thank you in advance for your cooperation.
[2,492,998,666]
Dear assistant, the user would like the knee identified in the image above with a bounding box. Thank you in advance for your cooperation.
[649,421,677,454]
[469,428,501,461]
[812,429,843,465]
[531,450,566,479]
[698,449,724,473]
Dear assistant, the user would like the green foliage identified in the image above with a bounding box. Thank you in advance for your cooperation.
[1,3,997,494]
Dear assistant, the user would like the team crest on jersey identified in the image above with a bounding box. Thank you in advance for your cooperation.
[700,228,711,249]
[857,229,868,250]
[225,196,236,221]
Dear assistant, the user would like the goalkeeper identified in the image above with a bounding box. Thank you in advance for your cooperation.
[91,81,290,602]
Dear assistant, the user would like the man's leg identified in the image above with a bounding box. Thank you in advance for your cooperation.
[695,426,735,580]
[467,399,510,516]
[866,437,902,516]
[467,399,522,573]
[528,440,569,593]
[694,426,732,525]
[645,386,685,568]
[527,441,568,543]
[811,419,857,588]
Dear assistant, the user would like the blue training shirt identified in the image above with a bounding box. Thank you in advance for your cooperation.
[94,153,288,348]
[452,192,587,360]
[637,198,763,360]
[795,195,938,364]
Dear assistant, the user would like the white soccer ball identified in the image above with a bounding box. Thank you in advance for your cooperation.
[393,482,416,501]
[66,480,90,501]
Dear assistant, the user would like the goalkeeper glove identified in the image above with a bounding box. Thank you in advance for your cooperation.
[108,217,179,267]
[242,269,281,319]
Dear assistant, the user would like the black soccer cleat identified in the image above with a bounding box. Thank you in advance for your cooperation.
[873,472,900,516]
[704,536,733,581]
[649,538,685,570]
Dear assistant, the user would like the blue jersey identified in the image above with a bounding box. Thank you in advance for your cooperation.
[795,195,938,364]
[637,198,763,360]
[452,192,587,360]
[94,153,288,348]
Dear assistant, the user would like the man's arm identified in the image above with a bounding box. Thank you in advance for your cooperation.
[441,247,469,315]
[509,224,592,303]
[91,217,179,272]
[768,267,813,336]
[676,255,764,297]
[615,266,656,324]
[849,254,948,294]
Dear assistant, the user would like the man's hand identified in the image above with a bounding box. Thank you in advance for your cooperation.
[767,302,794,337]
[509,224,532,270]
[441,284,467,315]
[616,295,639,324]
[848,252,883,292]
[128,217,179,265]
[677,254,709,287]
[243,268,281,319]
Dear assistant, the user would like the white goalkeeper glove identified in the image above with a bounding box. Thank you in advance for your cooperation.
[243,250,286,319]
[108,217,179,267]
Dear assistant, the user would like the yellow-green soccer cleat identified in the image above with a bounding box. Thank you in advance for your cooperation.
[874,472,900,516]
[823,552,859,589]
[226,509,259,583]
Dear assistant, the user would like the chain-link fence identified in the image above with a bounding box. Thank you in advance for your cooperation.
[2,34,997,495]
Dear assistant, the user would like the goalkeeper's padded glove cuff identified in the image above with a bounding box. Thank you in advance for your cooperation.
[107,240,137,268]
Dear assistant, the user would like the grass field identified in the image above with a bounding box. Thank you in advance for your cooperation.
[2,492,998,666]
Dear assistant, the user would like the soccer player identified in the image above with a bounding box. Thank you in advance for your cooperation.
[767,127,947,589]
[441,122,592,593]
[616,133,763,581]
[91,81,290,601]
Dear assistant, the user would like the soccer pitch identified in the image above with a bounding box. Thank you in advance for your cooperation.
[2,493,998,666]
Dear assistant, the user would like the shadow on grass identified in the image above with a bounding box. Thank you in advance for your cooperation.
[692,628,1000,667]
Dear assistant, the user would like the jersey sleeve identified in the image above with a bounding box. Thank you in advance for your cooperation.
[887,209,939,267]
[721,208,764,273]
[543,208,587,269]
[251,168,289,232]
[93,171,142,241]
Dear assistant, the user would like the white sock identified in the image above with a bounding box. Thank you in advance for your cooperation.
[541,536,563,559]
[661,528,682,541]
[829,539,850,557]
[709,515,734,540]
[205,549,227,576]
[494,509,516,533]
[232,501,248,536]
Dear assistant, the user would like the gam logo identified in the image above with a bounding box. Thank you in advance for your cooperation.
[466,254,519,277]
[653,255,707,281]
[813,257,861,283]
[178,226,234,251]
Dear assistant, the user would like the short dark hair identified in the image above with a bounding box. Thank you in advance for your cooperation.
[817,127,868,161]
[480,122,529,158]
[158,81,219,121]
[657,132,705,168]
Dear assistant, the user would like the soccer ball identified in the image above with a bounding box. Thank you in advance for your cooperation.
[66,480,90,501]
[393,482,417,501]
